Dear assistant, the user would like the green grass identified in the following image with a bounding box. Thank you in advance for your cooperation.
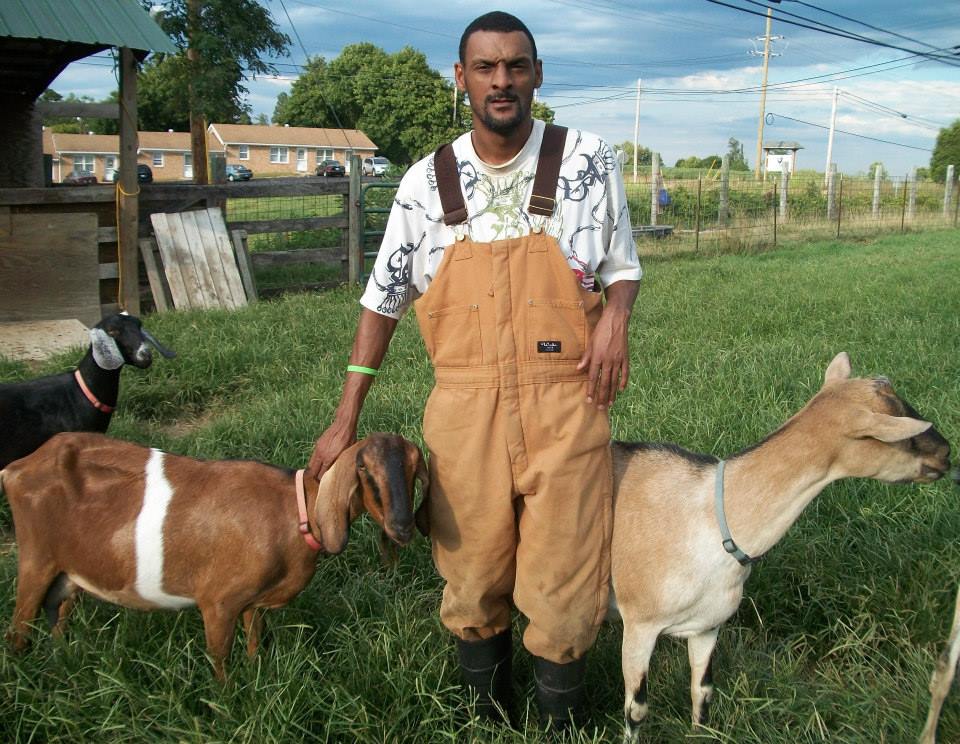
[2,229,960,742]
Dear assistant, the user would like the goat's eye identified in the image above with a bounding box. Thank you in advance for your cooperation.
[357,465,367,472]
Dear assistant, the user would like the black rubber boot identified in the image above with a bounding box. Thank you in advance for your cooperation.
[533,654,587,731]
[456,630,514,724]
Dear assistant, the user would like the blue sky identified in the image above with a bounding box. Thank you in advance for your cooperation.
[52,0,960,175]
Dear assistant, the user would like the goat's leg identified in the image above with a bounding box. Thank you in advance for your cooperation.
[241,608,265,658]
[687,627,720,726]
[920,584,960,744]
[43,573,80,638]
[7,558,59,651]
[199,602,241,683]
[621,621,660,743]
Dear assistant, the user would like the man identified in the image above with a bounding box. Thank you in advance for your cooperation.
[308,11,642,728]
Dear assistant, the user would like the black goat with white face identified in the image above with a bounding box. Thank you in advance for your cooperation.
[0,313,174,469]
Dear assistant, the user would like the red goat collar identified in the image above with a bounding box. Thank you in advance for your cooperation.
[295,469,324,552]
[74,369,114,413]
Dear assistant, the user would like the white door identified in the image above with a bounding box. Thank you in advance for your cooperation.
[296,148,307,172]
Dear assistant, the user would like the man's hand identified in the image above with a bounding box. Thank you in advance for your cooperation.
[577,280,639,410]
[306,418,357,482]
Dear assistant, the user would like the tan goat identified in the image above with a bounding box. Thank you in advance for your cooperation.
[610,352,952,739]
[2,431,428,680]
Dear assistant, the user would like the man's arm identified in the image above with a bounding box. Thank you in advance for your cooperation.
[577,279,640,410]
[306,308,399,480]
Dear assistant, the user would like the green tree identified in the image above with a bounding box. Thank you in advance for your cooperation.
[867,161,888,180]
[138,0,289,131]
[727,137,749,171]
[531,100,555,125]
[617,141,651,171]
[930,119,960,182]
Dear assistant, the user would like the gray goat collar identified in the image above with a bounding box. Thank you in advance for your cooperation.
[714,460,756,567]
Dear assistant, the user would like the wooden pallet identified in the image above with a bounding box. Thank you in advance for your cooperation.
[144,207,256,311]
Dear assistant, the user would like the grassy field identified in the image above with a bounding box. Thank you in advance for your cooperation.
[1,229,959,742]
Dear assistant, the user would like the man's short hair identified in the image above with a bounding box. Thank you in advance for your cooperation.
[459,11,538,64]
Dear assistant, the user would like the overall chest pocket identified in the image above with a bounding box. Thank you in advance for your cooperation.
[525,298,586,361]
[426,304,483,367]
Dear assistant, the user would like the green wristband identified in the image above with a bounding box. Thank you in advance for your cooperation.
[347,364,379,377]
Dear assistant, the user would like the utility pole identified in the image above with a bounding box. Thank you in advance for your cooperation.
[188,0,209,184]
[632,78,641,183]
[452,83,457,124]
[751,7,782,181]
[824,86,840,186]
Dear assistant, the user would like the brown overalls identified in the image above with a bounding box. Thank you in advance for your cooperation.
[413,126,614,665]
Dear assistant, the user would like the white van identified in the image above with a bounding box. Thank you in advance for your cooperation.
[362,156,391,177]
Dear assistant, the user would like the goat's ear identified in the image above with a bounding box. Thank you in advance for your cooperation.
[855,412,933,443]
[414,451,430,537]
[89,328,124,370]
[314,444,362,555]
[823,352,852,385]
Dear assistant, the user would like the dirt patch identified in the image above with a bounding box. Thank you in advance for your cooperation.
[0,319,88,365]
[160,407,224,438]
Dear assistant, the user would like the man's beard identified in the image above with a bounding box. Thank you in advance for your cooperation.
[479,92,529,135]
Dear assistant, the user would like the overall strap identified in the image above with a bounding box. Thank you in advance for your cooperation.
[434,142,468,226]
[433,123,569,226]
[528,124,567,217]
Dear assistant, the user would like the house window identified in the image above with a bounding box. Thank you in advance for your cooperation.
[317,148,333,162]
[239,145,249,160]
[184,153,193,179]
[73,154,95,174]
[152,152,164,167]
[269,146,289,164]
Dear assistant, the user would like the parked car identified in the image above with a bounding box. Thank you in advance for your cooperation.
[225,164,253,181]
[63,170,97,186]
[316,159,345,177]
[362,156,391,177]
[105,164,155,184]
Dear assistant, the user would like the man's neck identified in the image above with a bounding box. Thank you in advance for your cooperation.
[470,119,535,165]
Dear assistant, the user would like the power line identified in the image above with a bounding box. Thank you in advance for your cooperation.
[766,112,934,151]
[705,0,960,67]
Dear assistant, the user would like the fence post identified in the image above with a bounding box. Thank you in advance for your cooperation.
[773,180,778,246]
[900,174,908,232]
[826,164,838,221]
[872,164,882,219]
[836,173,843,239]
[906,168,917,221]
[695,175,702,252]
[719,154,730,226]
[779,168,789,221]
[944,164,955,219]
[650,151,660,227]
[348,154,362,284]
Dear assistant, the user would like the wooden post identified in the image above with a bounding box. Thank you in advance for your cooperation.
[779,168,789,220]
[773,181,778,246]
[826,164,837,221]
[836,173,843,239]
[188,0,209,185]
[650,152,660,227]
[900,174,907,232]
[719,154,730,226]
[944,165,955,219]
[907,168,917,221]
[117,47,140,315]
[872,164,882,219]
[695,175,702,252]
[347,154,362,284]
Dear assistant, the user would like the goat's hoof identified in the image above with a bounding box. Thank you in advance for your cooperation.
[623,714,645,743]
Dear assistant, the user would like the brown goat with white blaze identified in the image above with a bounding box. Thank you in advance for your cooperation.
[2,431,428,680]
[610,352,951,739]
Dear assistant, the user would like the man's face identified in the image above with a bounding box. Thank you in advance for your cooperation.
[455,30,543,136]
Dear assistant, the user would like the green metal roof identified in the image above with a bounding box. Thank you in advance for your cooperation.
[0,0,177,54]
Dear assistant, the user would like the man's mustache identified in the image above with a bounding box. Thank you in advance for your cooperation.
[486,92,520,104]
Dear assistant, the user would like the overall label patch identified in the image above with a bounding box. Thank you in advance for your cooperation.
[538,341,562,353]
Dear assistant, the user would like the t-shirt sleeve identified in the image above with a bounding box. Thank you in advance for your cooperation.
[597,141,643,288]
[359,172,428,319]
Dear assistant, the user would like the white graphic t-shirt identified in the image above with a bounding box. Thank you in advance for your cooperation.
[360,119,643,319]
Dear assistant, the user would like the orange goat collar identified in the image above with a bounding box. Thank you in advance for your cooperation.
[74,369,114,413]
[295,469,324,552]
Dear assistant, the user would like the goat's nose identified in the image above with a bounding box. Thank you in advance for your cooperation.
[393,524,414,544]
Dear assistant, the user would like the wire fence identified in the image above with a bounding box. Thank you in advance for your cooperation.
[625,168,960,255]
